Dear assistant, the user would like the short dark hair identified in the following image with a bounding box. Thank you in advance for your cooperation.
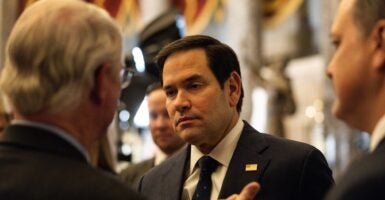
[155,35,244,113]
[145,82,162,96]
[352,0,385,37]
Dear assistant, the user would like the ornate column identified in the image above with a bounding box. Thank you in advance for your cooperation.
[227,0,262,122]
[140,0,170,27]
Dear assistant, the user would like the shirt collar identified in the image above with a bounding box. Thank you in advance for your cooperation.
[154,149,168,166]
[12,120,90,162]
[370,114,385,152]
[189,118,244,174]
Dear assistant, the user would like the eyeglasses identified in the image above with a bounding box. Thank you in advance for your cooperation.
[120,67,135,89]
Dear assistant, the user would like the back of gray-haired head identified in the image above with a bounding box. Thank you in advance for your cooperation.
[0,0,123,115]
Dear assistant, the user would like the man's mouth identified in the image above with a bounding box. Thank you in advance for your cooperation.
[176,116,198,126]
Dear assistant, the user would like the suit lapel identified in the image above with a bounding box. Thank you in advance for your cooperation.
[218,122,271,199]
[160,146,190,200]
[374,138,385,154]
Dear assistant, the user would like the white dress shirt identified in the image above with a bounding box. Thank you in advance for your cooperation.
[370,114,385,152]
[183,119,244,200]
[154,148,168,166]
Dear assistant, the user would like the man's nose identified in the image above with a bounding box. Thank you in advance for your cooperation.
[174,90,191,113]
[154,116,168,128]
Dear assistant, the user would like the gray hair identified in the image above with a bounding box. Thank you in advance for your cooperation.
[352,0,385,36]
[0,0,122,115]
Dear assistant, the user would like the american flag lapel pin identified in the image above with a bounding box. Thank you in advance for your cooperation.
[245,164,258,171]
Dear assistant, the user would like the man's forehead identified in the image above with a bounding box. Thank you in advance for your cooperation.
[331,0,355,36]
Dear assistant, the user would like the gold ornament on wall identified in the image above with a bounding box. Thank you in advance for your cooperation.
[262,0,304,28]
[19,0,141,35]
[172,0,227,35]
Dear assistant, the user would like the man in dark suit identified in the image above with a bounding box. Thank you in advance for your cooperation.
[138,35,334,200]
[120,82,185,187]
[0,0,143,199]
[325,0,385,199]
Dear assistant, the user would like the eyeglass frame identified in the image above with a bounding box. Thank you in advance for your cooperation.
[120,66,135,89]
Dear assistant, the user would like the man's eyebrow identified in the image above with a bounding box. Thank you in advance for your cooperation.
[183,74,204,83]
[163,74,204,90]
[163,85,172,91]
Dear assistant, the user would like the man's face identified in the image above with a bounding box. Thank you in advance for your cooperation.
[162,49,237,154]
[148,89,185,155]
[327,0,374,129]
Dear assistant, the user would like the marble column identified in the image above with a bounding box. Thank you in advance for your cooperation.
[227,0,262,122]
[140,0,170,27]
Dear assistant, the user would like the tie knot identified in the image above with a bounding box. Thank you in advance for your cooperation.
[198,156,218,174]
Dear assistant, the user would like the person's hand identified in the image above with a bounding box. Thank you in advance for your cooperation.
[225,181,260,200]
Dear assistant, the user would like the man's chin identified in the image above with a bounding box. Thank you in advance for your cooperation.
[179,130,201,144]
[332,102,344,120]
[332,104,357,128]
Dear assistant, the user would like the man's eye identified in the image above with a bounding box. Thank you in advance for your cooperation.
[165,89,177,98]
[189,83,202,90]
[332,40,340,48]
[149,112,157,120]
[162,111,170,119]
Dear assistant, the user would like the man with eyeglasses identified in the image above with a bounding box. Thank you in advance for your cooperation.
[0,0,142,199]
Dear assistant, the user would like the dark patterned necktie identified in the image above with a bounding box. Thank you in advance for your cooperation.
[192,156,219,200]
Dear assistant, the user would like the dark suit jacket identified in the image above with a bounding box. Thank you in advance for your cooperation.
[120,158,155,188]
[325,139,385,200]
[0,124,144,200]
[138,121,334,200]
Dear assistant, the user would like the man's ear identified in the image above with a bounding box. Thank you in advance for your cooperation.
[90,64,109,105]
[372,20,385,71]
[227,71,242,108]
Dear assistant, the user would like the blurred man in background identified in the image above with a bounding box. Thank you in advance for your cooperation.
[0,0,143,199]
[120,82,185,187]
[325,0,385,199]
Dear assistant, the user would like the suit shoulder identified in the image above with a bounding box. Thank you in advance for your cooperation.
[243,121,319,153]
[0,149,144,200]
[326,152,385,200]
[263,133,319,152]
[139,147,188,190]
[143,151,182,177]
[119,158,155,187]
[84,168,145,199]
[120,158,154,175]
[339,151,385,182]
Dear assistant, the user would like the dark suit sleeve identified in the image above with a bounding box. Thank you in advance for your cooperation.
[120,166,141,187]
[119,159,154,189]
[325,175,385,200]
[325,148,385,200]
[298,148,334,200]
